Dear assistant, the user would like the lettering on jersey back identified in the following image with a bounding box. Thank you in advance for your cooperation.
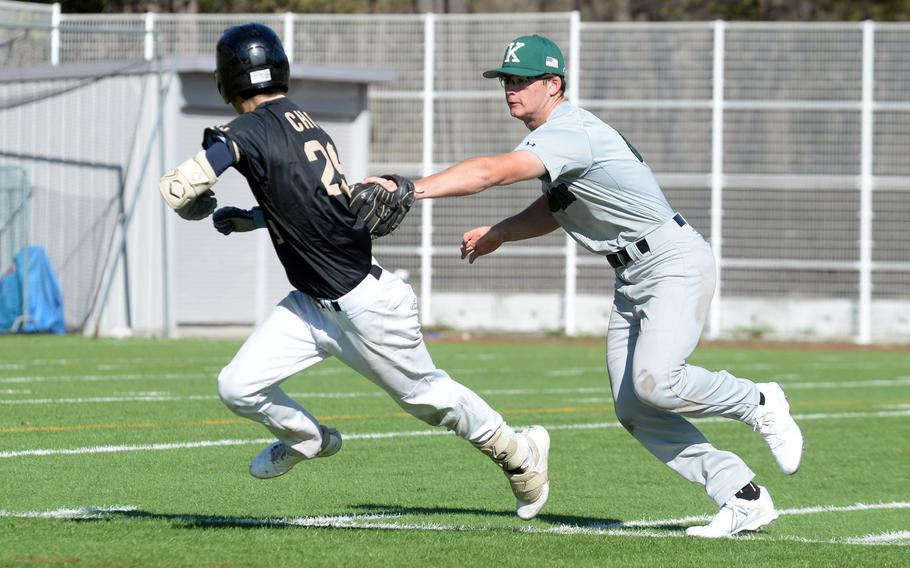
[285,110,318,132]
[546,183,577,212]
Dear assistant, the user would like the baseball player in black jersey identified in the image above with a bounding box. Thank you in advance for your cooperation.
[157,23,550,520]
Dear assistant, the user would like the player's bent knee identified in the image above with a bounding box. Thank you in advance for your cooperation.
[632,366,681,412]
[217,366,260,413]
[397,376,466,431]
[398,392,459,429]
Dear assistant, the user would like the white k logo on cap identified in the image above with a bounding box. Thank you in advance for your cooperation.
[504,41,525,63]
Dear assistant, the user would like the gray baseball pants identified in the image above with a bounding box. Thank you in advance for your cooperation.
[605,217,762,506]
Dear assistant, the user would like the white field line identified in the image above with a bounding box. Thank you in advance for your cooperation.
[1,503,907,546]
[545,367,604,377]
[0,367,347,384]
[0,394,221,405]
[0,506,398,527]
[617,501,910,528]
[782,378,910,389]
[0,386,608,405]
[0,506,141,519]
[17,358,221,367]
[1,409,909,460]
[2,376,910,405]
[2,354,907,384]
[0,373,205,385]
[0,365,464,385]
[844,531,910,545]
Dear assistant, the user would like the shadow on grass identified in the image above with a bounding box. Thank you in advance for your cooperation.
[350,502,628,528]
[67,506,687,534]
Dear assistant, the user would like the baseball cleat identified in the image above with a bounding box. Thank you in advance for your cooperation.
[249,426,342,479]
[507,426,550,520]
[316,425,343,458]
[750,382,803,475]
[249,441,303,479]
[686,485,779,538]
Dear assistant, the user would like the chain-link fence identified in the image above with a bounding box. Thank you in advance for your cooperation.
[0,8,161,332]
[0,164,27,265]
[0,0,52,65]
[2,5,909,342]
[0,165,29,331]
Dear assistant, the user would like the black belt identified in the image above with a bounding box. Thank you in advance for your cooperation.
[606,213,686,269]
[325,265,382,312]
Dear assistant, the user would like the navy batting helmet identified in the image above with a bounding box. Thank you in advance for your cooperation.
[214,23,289,104]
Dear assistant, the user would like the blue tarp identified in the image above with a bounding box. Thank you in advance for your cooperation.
[0,245,65,334]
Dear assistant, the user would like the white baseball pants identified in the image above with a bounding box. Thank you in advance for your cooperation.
[217,263,504,458]
[606,217,762,506]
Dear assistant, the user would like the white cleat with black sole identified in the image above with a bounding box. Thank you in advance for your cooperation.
[686,485,779,538]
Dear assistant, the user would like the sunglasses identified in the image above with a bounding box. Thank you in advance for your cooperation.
[498,74,554,90]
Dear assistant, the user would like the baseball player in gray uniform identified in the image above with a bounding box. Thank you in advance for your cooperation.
[158,24,550,521]
[368,34,803,537]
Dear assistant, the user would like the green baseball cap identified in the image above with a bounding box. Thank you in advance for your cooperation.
[483,34,566,79]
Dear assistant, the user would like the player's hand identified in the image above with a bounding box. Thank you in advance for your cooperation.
[350,175,416,239]
[359,176,398,192]
[461,226,503,264]
[176,190,217,221]
[213,206,264,235]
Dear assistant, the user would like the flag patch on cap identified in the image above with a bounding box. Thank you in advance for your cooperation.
[545,56,559,68]
[249,69,272,84]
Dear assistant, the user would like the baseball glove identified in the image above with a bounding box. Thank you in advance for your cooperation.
[348,174,416,239]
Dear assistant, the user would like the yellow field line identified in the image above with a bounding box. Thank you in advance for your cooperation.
[0,399,891,434]
[792,399,857,409]
[0,422,158,433]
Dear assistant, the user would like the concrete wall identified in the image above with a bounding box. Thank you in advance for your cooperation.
[430,293,910,343]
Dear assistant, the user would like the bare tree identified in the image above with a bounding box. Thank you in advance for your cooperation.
[53,0,910,20]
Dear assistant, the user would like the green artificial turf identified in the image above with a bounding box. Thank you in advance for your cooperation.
[0,336,907,567]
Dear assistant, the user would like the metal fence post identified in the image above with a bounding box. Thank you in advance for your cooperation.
[144,12,155,61]
[152,24,174,338]
[563,10,581,336]
[858,20,875,344]
[50,3,60,65]
[708,20,725,339]
[420,13,435,325]
[283,12,295,63]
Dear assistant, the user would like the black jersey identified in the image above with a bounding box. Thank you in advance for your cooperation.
[217,97,372,299]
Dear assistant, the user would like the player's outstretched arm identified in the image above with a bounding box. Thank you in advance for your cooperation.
[413,150,547,200]
[461,195,559,264]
